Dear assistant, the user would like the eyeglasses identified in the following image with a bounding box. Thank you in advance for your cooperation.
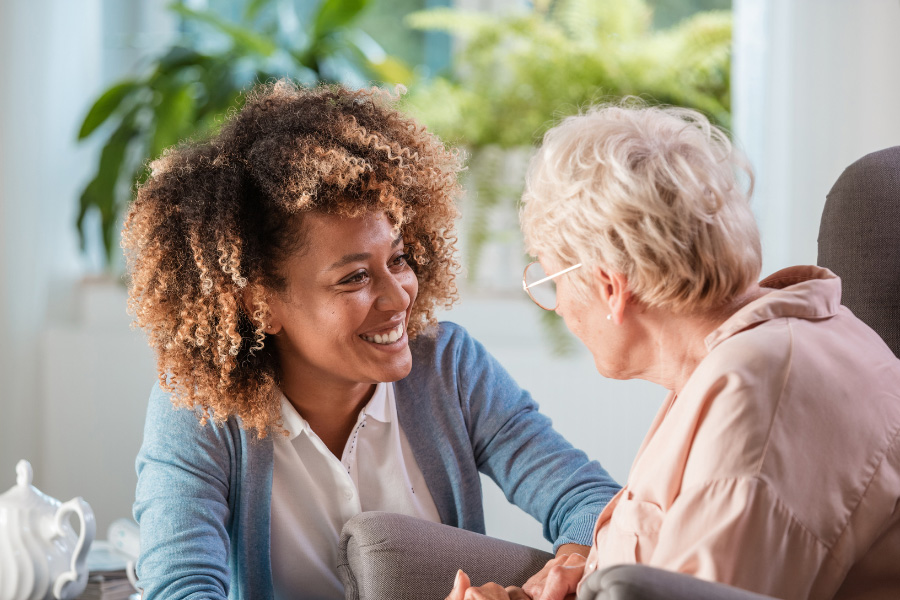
[522,261,583,311]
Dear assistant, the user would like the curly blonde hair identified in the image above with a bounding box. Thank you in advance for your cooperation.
[122,81,462,435]
[521,101,761,314]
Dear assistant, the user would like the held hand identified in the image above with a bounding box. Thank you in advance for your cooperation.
[446,570,472,600]
[522,552,587,600]
[446,570,531,600]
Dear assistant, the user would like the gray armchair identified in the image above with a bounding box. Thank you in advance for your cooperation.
[338,147,900,600]
[338,512,771,600]
[817,145,900,358]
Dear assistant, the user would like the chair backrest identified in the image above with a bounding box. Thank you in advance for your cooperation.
[817,146,900,358]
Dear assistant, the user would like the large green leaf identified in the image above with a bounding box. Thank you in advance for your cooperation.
[344,30,414,84]
[76,113,138,254]
[243,0,272,21]
[77,81,138,140]
[157,45,208,71]
[312,0,370,42]
[150,83,196,159]
[171,3,277,56]
[367,56,414,85]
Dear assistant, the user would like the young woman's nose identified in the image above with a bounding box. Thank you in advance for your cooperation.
[374,272,411,312]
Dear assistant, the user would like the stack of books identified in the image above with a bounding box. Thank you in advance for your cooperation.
[85,540,138,600]
[81,570,136,600]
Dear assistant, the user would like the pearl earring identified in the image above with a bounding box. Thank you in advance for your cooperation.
[606,314,612,321]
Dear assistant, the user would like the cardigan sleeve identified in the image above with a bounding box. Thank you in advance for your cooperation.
[450,323,621,550]
[133,383,234,600]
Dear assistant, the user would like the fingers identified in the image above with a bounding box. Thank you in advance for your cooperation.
[447,573,531,600]
[522,557,557,599]
[446,569,472,600]
[522,553,586,600]
[504,586,532,600]
[460,582,514,600]
[537,556,586,600]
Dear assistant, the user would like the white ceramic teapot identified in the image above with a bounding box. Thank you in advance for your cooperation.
[0,460,96,600]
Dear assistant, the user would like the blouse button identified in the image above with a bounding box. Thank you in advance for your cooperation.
[343,488,354,500]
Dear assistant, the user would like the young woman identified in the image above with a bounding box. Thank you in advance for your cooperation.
[125,81,619,600]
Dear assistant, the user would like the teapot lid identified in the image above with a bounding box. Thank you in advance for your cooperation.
[0,459,59,510]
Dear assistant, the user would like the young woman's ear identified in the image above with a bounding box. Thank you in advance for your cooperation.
[593,267,631,325]
[241,285,282,335]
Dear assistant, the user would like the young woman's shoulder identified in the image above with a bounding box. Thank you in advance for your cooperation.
[142,381,245,455]
[407,321,491,375]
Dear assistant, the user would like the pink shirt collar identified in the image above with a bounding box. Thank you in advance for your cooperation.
[704,265,843,352]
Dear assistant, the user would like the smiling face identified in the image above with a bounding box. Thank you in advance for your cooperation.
[266,211,418,390]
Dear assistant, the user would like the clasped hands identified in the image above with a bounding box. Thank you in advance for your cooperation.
[445,552,587,600]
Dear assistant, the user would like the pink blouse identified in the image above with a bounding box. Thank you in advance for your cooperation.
[581,266,900,599]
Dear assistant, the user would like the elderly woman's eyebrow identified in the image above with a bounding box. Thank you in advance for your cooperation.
[326,236,403,271]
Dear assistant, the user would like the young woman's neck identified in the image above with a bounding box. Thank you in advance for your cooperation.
[279,371,377,458]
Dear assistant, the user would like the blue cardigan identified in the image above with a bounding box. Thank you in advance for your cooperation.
[134,322,620,599]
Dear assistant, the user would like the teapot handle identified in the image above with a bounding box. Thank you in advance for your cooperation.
[51,497,96,600]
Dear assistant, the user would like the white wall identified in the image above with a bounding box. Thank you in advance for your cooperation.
[0,0,174,535]
[733,0,900,274]
[0,0,104,499]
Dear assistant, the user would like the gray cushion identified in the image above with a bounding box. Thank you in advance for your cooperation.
[338,512,553,600]
[578,565,777,600]
[818,145,900,357]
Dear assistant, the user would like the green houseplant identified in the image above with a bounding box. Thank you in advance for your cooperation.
[403,0,732,267]
[77,0,410,268]
[400,0,732,351]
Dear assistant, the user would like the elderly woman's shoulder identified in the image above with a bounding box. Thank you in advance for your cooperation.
[700,319,794,385]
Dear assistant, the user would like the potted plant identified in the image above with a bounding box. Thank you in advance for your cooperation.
[76,0,411,271]
[403,0,731,278]
[398,0,731,351]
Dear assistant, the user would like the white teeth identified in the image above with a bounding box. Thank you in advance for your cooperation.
[362,323,404,345]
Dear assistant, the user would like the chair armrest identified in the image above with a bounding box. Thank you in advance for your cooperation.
[338,512,554,600]
[578,565,778,600]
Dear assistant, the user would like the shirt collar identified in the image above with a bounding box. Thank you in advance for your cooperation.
[704,265,842,352]
[277,382,392,441]
[361,381,392,424]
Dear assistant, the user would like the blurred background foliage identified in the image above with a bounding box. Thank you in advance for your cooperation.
[77,0,732,275]
[400,0,731,313]
[403,0,731,147]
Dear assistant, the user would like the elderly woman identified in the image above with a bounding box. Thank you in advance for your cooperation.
[449,104,900,600]
[125,81,619,600]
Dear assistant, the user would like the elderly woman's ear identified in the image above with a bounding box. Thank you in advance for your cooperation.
[592,267,631,325]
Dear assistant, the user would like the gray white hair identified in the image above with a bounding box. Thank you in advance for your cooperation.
[520,101,762,314]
